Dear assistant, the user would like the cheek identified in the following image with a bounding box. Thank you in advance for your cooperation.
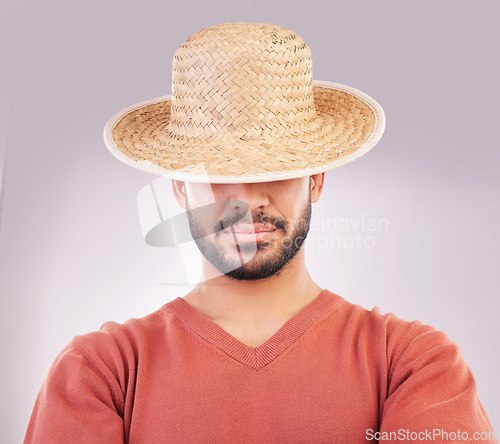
[186,185,224,227]
[276,184,309,219]
[187,183,219,207]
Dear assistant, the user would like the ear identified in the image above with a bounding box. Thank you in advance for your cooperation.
[309,173,325,203]
[171,180,187,209]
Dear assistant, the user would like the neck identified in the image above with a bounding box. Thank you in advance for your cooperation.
[182,249,323,340]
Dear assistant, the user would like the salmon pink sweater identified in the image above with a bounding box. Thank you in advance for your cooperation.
[24,290,496,443]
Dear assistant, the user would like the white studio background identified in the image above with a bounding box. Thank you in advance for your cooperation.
[1,0,499,441]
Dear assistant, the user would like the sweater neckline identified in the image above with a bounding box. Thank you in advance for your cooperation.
[163,289,343,370]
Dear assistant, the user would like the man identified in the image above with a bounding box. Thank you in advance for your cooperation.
[25,22,496,442]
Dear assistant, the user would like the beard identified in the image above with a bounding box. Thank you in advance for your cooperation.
[186,190,312,281]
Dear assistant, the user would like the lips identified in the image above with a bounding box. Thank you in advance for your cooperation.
[231,223,276,234]
[221,223,279,244]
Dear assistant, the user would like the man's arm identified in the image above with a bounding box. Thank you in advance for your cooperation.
[380,322,497,442]
[24,335,126,443]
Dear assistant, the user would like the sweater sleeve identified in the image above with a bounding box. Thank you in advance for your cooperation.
[24,333,126,444]
[379,320,497,442]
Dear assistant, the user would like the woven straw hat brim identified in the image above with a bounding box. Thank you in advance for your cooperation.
[104,80,385,183]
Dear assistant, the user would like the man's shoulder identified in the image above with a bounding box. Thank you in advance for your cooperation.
[332,293,438,335]
[64,299,178,368]
[329,293,456,362]
[100,298,177,337]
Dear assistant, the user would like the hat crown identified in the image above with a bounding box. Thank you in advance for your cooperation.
[168,22,319,139]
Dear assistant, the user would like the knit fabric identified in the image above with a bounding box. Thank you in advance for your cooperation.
[24,290,496,443]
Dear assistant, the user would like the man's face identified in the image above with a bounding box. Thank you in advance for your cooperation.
[183,178,314,281]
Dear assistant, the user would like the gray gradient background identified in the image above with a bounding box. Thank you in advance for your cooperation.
[1,0,499,441]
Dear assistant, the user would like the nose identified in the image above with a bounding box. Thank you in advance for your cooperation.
[215,183,270,213]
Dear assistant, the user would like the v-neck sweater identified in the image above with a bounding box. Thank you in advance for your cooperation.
[24,290,496,443]
[169,289,338,370]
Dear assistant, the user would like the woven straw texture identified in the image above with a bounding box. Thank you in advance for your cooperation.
[105,22,385,182]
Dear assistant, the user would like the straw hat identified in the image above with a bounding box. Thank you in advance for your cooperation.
[103,22,385,183]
